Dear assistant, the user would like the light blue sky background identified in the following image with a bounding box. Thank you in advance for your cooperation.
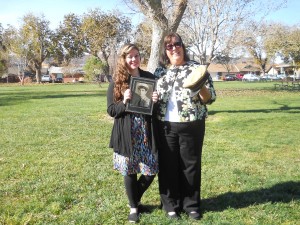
[0,0,299,29]
[0,0,136,29]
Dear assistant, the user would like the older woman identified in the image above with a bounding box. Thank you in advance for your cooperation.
[154,33,216,220]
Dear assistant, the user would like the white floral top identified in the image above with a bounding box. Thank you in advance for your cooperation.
[154,61,216,122]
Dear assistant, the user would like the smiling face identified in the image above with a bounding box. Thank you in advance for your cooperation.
[125,48,140,74]
[165,37,185,66]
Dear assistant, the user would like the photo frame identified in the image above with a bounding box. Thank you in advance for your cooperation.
[126,77,156,115]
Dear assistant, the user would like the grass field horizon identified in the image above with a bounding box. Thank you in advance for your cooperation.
[0,82,299,224]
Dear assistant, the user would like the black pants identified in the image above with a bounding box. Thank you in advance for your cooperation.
[158,120,205,213]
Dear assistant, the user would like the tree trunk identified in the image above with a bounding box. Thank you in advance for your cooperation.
[36,69,41,83]
[18,72,25,86]
[147,23,167,73]
[128,0,187,72]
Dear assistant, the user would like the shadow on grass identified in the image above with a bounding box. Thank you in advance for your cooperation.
[129,181,300,215]
[202,181,300,212]
[0,90,105,107]
[210,106,300,115]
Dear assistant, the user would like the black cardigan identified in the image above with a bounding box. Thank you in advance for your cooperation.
[106,68,158,157]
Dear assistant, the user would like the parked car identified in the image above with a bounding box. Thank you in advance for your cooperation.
[261,74,281,81]
[287,75,300,80]
[54,77,64,83]
[223,74,238,81]
[242,73,260,81]
[277,74,286,79]
[236,73,244,80]
[41,75,52,83]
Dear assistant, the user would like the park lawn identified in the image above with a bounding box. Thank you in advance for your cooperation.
[0,82,299,225]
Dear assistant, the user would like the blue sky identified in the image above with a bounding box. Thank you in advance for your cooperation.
[0,0,299,30]
[0,0,138,29]
[262,0,300,26]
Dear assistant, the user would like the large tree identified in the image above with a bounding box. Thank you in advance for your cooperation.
[81,9,132,75]
[280,26,300,68]
[127,0,188,72]
[241,22,273,74]
[242,22,300,76]
[179,0,286,66]
[2,25,33,85]
[52,13,85,66]
[265,23,300,76]
[5,14,55,83]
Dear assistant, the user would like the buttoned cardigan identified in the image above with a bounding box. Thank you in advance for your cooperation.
[106,68,158,157]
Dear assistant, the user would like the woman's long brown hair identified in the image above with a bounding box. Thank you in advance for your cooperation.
[113,44,140,102]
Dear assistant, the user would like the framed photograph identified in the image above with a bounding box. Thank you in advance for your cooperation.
[126,77,156,115]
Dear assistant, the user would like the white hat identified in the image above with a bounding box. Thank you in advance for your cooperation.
[137,83,149,91]
[183,65,209,97]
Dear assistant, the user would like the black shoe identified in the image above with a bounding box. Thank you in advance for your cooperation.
[188,211,202,220]
[167,212,179,219]
[138,204,151,213]
[128,212,139,223]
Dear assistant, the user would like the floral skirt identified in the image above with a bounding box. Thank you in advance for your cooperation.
[113,114,158,176]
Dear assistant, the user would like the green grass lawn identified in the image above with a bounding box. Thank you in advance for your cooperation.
[0,82,299,225]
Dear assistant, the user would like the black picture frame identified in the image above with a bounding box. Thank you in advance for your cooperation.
[126,77,156,115]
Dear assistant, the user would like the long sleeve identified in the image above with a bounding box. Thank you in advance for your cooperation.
[107,82,127,118]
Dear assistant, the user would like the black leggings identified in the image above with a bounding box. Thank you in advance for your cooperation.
[124,174,155,208]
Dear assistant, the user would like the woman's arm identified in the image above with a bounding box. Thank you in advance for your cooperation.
[199,86,212,104]
[199,75,216,104]
[107,82,127,118]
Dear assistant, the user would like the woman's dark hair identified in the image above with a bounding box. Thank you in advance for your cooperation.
[160,32,190,66]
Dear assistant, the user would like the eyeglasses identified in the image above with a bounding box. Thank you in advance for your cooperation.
[166,42,182,51]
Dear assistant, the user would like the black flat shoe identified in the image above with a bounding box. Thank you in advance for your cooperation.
[138,204,151,213]
[188,211,202,220]
[128,212,139,223]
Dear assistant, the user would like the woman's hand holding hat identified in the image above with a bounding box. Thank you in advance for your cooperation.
[183,65,209,97]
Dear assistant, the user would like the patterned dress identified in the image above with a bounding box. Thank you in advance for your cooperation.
[113,113,158,176]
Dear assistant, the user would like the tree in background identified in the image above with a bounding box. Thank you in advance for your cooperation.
[179,0,286,66]
[280,26,300,69]
[83,55,106,82]
[214,53,240,77]
[265,23,300,76]
[21,13,54,83]
[81,9,132,75]
[241,22,273,75]
[52,13,85,66]
[243,22,300,76]
[2,25,33,85]
[133,20,152,66]
[3,14,54,83]
[0,23,8,77]
[286,27,300,71]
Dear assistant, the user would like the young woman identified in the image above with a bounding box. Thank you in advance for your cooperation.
[106,44,158,223]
